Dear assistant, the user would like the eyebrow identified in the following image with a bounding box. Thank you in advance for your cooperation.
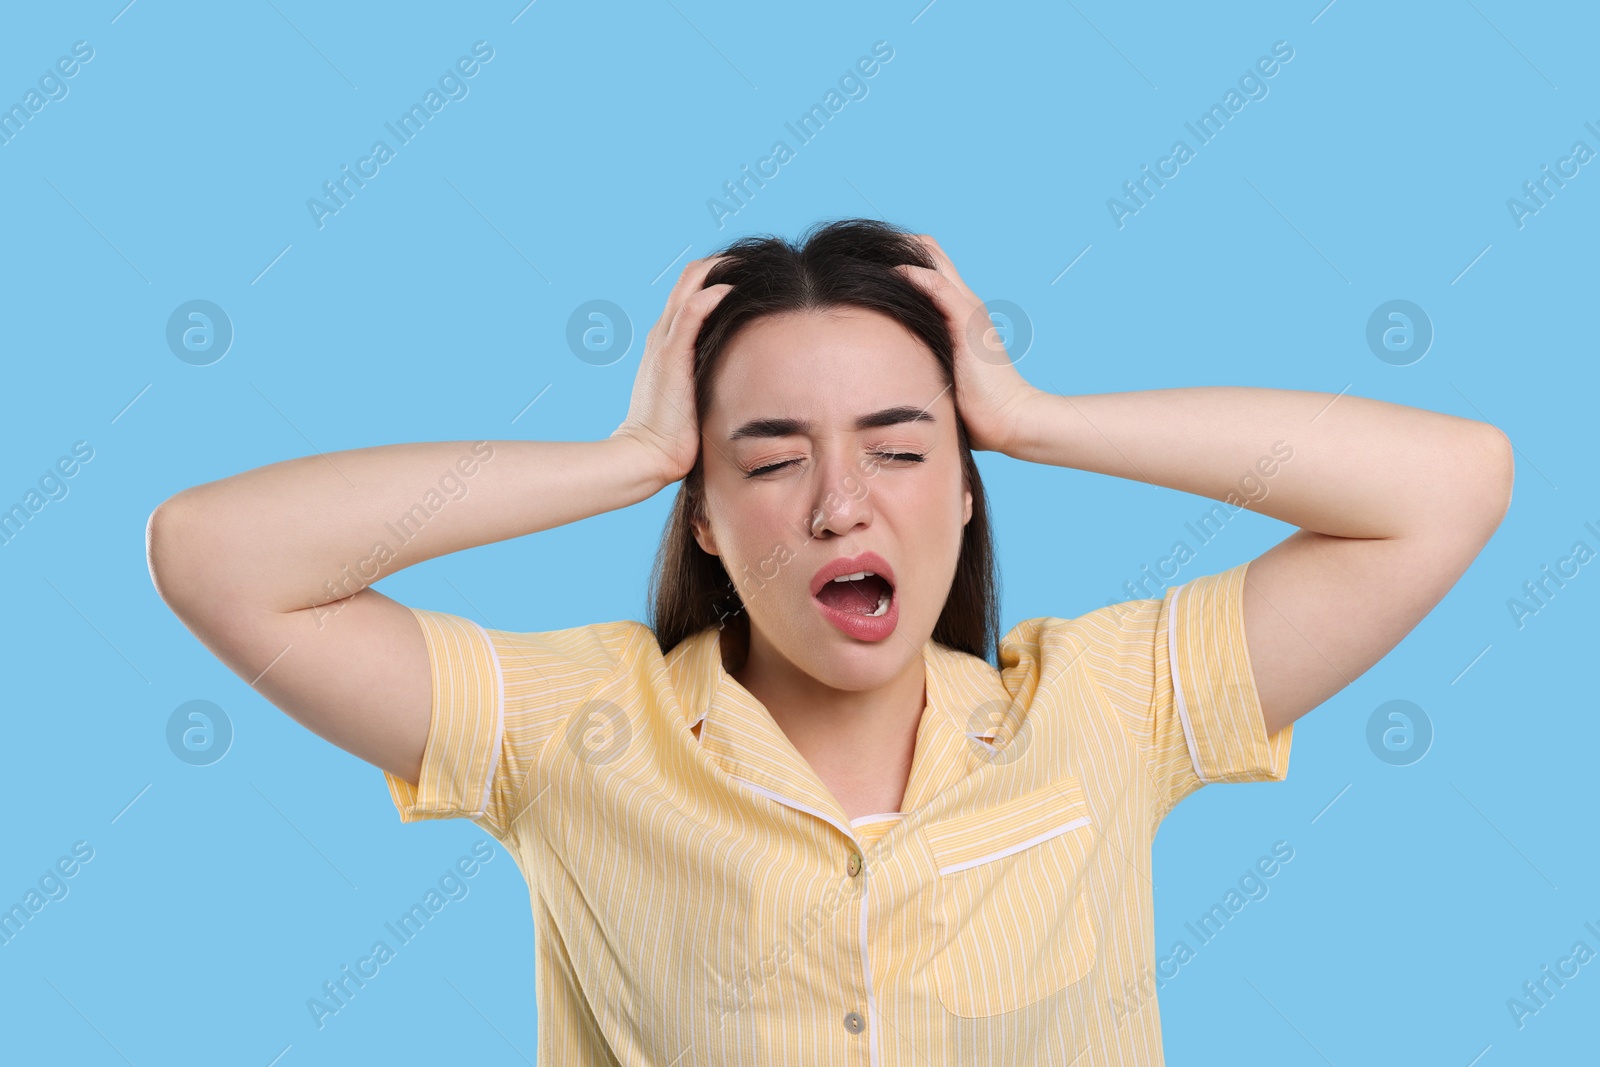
[727,405,936,442]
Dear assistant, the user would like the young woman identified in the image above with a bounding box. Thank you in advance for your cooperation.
[147,219,1513,1063]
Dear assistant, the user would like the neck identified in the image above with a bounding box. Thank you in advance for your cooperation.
[730,625,927,819]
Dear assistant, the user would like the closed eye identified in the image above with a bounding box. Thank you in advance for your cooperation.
[745,451,927,478]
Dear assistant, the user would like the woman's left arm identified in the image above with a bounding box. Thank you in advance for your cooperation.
[1007,386,1514,734]
[897,236,1515,736]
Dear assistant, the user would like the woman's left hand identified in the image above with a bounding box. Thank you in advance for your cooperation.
[894,235,1042,455]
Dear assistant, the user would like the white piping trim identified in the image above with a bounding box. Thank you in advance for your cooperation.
[466,618,507,817]
[936,815,1091,875]
[732,777,883,1062]
[731,775,879,1060]
[849,812,907,827]
[729,776,858,844]
[963,733,999,754]
[859,864,881,1067]
[1166,582,1209,785]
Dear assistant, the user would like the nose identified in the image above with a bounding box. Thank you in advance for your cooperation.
[804,446,873,541]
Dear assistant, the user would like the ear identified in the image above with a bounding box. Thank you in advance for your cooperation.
[963,484,973,526]
[691,505,720,557]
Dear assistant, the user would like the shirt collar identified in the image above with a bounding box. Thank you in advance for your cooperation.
[665,623,1021,831]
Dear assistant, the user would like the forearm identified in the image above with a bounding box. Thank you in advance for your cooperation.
[1008,387,1511,540]
[150,436,666,615]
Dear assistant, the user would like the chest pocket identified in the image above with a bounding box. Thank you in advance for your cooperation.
[920,777,1098,1017]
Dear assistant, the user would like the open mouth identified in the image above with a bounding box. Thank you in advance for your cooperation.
[813,571,894,618]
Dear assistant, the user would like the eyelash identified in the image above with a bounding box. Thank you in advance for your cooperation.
[745,451,927,478]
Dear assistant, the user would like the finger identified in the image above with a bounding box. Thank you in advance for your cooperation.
[910,233,947,269]
[909,235,973,296]
[664,282,734,349]
[894,260,939,281]
[915,236,971,289]
[674,254,731,303]
[913,233,947,258]
[656,255,731,339]
[894,261,953,300]
[898,261,990,350]
[661,283,737,465]
[656,256,720,333]
[900,234,951,280]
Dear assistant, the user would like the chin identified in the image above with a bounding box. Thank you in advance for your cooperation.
[808,614,921,678]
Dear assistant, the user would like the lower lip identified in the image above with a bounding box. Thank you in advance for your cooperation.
[812,585,899,642]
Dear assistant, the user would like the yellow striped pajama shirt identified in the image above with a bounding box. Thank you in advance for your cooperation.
[385,560,1293,1063]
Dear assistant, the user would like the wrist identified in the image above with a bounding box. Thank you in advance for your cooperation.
[607,431,681,497]
[998,387,1054,462]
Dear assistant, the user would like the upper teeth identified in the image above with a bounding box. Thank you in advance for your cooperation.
[832,570,877,583]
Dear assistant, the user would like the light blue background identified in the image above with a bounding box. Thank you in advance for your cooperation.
[2,1,1595,1062]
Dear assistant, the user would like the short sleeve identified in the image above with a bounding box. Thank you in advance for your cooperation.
[1078,559,1292,821]
[385,606,644,840]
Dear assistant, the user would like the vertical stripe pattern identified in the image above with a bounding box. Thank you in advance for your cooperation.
[384,560,1293,1063]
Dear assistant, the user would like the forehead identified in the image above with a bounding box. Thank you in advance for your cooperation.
[707,307,947,428]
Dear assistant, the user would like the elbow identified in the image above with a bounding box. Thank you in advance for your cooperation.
[1467,423,1515,539]
[146,493,201,615]
[1487,424,1515,529]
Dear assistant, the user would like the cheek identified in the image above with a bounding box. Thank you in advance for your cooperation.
[912,462,967,525]
[708,490,803,572]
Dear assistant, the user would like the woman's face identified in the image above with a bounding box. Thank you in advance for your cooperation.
[691,306,973,691]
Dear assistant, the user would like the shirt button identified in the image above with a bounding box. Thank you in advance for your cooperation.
[847,851,863,878]
[844,1010,865,1034]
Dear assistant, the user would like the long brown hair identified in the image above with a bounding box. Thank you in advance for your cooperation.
[645,218,1002,666]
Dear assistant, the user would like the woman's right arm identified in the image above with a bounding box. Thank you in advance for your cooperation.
[147,256,730,788]
[145,436,671,786]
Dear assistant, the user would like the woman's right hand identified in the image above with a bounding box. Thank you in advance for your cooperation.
[610,256,734,486]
